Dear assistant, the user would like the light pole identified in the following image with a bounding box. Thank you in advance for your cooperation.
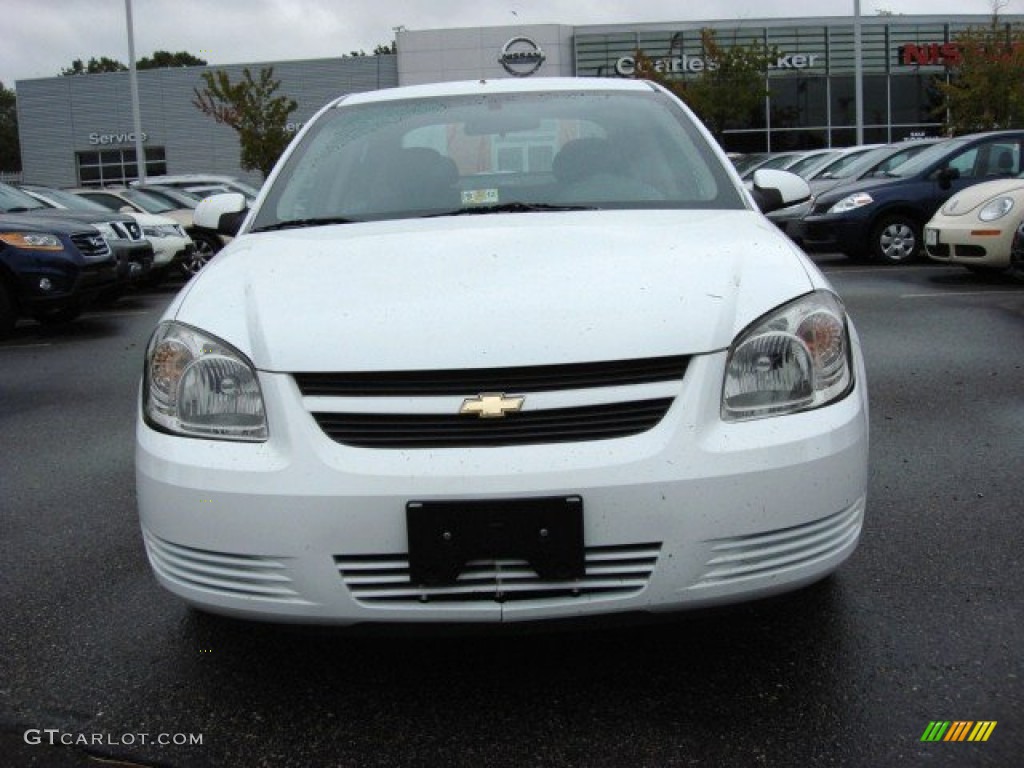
[854,0,865,144]
[125,0,146,182]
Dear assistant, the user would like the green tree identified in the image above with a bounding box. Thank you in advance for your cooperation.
[347,41,397,57]
[633,29,777,139]
[61,56,128,75]
[192,67,298,178]
[137,50,208,69]
[0,81,20,172]
[935,17,1024,132]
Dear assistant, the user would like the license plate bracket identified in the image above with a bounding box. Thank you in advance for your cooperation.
[406,496,584,587]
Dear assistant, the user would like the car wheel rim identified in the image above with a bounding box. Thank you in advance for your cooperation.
[183,242,214,275]
[880,223,916,261]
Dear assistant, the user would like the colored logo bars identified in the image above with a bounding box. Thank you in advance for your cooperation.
[920,721,997,742]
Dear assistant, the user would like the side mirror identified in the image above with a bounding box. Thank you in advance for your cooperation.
[751,169,811,215]
[193,192,247,236]
[937,166,961,190]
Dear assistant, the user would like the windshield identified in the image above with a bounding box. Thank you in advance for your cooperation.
[0,183,50,213]
[26,186,110,211]
[140,186,199,208]
[252,89,743,229]
[787,151,840,176]
[887,138,967,178]
[120,188,177,213]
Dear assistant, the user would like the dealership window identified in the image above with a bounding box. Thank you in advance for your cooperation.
[76,147,166,187]
[769,76,828,131]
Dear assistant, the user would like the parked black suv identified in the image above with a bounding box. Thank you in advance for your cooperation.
[795,131,1024,262]
[0,213,119,335]
[1,182,154,299]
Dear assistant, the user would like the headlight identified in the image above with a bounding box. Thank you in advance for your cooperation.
[143,224,182,238]
[722,290,853,421]
[0,232,64,251]
[143,322,268,441]
[828,192,874,214]
[978,196,1014,222]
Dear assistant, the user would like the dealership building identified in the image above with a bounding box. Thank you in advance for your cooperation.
[15,14,1023,187]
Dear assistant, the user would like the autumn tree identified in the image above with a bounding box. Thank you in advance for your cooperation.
[0,81,20,172]
[192,67,298,178]
[632,29,776,140]
[935,15,1024,132]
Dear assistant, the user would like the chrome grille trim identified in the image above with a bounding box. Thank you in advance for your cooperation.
[144,533,309,602]
[335,543,661,605]
[294,355,689,397]
[692,500,864,588]
[70,232,111,261]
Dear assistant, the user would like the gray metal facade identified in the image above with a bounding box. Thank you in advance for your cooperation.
[16,55,397,187]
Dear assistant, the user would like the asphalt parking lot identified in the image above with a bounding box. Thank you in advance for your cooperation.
[1,259,1022,768]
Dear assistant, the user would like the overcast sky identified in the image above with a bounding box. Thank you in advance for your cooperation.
[3,0,1017,87]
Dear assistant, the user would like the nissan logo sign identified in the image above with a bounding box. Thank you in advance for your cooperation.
[499,37,546,77]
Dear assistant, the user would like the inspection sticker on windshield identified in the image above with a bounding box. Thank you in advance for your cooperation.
[462,189,499,206]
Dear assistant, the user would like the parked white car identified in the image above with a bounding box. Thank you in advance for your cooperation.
[137,78,868,625]
[68,188,194,280]
[925,172,1024,274]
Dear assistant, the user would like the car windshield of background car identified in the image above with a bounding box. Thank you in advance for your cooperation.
[27,186,111,212]
[0,183,51,213]
[253,89,744,229]
[886,138,970,178]
[121,189,178,214]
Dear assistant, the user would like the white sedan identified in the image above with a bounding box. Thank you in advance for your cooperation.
[136,78,868,625]
[925,172,1024,273]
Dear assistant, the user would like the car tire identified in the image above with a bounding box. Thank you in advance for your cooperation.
[182,232,220,276]
[0,281,17,337]
[871,214,922,264]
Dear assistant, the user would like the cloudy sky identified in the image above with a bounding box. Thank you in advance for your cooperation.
[3,0,1016,87]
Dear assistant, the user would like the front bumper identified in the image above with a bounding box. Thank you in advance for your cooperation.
[924,219,1016,268]
[793,213,871,257]
[136,348,869,625]
[149,236,193,268]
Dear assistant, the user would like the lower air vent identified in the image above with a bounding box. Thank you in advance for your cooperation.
[692,500,864,588]
[144,533,307,603]
[335,543,661,606]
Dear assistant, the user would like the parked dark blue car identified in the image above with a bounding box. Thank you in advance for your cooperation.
[795,131,1024,262]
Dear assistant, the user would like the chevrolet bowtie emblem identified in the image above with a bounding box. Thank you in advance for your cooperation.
[459,393,525,418]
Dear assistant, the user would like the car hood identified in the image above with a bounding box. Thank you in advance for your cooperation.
[939,178,1024,216]
[0,211,100,236]
[814,175,907,205]
[171,210,817,372]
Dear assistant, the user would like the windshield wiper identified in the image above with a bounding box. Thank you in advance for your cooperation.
[251,217,358,232]
[426,202,598,217]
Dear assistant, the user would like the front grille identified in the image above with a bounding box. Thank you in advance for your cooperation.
[70,232,111,261]
[336,542,661,605]
[143,533,309,603]
[312,398,673,448]
[928,243,951,257]
[124,221,143,240]
[294,355,689,397]
[955,244,986,258]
